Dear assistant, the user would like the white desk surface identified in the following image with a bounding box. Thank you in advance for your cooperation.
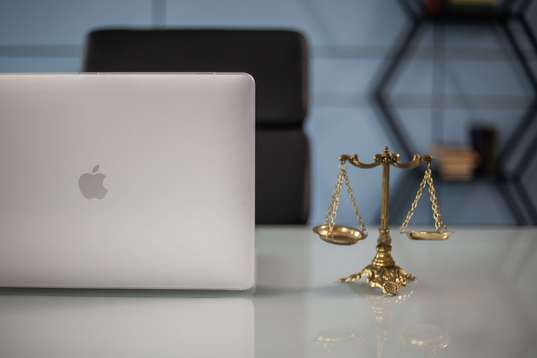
[1,226,536,358]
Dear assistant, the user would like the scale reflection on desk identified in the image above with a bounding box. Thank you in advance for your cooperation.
[313,147,451,296]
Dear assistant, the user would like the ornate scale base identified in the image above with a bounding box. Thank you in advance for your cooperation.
[340,264,415,296]
[339,243,415,296]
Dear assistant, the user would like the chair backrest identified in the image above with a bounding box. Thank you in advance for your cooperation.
[83,29,308,127]
[83,29,310,224]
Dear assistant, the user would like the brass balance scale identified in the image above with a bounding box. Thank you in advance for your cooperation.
[313,147,450,296]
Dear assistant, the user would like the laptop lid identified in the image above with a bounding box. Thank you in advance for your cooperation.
[0,73,254,290]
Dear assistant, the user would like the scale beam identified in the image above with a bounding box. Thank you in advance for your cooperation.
[339,154,380,169]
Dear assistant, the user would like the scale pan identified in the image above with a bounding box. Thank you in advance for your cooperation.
[313,224,366,245]
[407,231,450,241]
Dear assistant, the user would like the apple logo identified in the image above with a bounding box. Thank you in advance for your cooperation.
[79,165,108,200]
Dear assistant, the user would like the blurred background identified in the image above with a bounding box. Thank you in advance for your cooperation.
[1,0,536,226]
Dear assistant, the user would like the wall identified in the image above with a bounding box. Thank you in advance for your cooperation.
[1,0,536,226]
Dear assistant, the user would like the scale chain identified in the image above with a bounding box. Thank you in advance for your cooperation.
[325,165,344,234]
[426,170,446,231]
[400,163,446,233]
[341,167,367,235]
[324,163,367,236]
[400,167,428,233]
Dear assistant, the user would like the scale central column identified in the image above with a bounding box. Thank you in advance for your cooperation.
[373,149,394,267]
[380,157,390,234]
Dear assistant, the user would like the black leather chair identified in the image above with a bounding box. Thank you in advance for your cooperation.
[83,29,310,224]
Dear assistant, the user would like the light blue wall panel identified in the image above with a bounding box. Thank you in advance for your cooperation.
[395,108,527,150]
[166,0,406,47]
[392,108,435,154]
[446,23,536,53]
[304,0,406,47]
[390,58,435,95]
[312,58,380,95]
[439,182,516,225]
[0,57,80,72]
[440,109,528,150]
[165,0,326,42]
[522,153,537,216]
[445,25,504,49]
[313,57,434,96]
[444,60,532,96]
[0,0,152,46]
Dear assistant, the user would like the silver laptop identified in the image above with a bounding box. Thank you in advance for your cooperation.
[0,73,255,290]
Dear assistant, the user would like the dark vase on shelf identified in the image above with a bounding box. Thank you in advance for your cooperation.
[471,125,498,177]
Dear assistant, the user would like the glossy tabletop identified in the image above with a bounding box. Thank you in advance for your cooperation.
[1,226,536,358]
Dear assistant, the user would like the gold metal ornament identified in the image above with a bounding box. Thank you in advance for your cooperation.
[313,147,450,296]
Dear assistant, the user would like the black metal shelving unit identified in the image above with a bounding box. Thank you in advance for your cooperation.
[371,0,537,225]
